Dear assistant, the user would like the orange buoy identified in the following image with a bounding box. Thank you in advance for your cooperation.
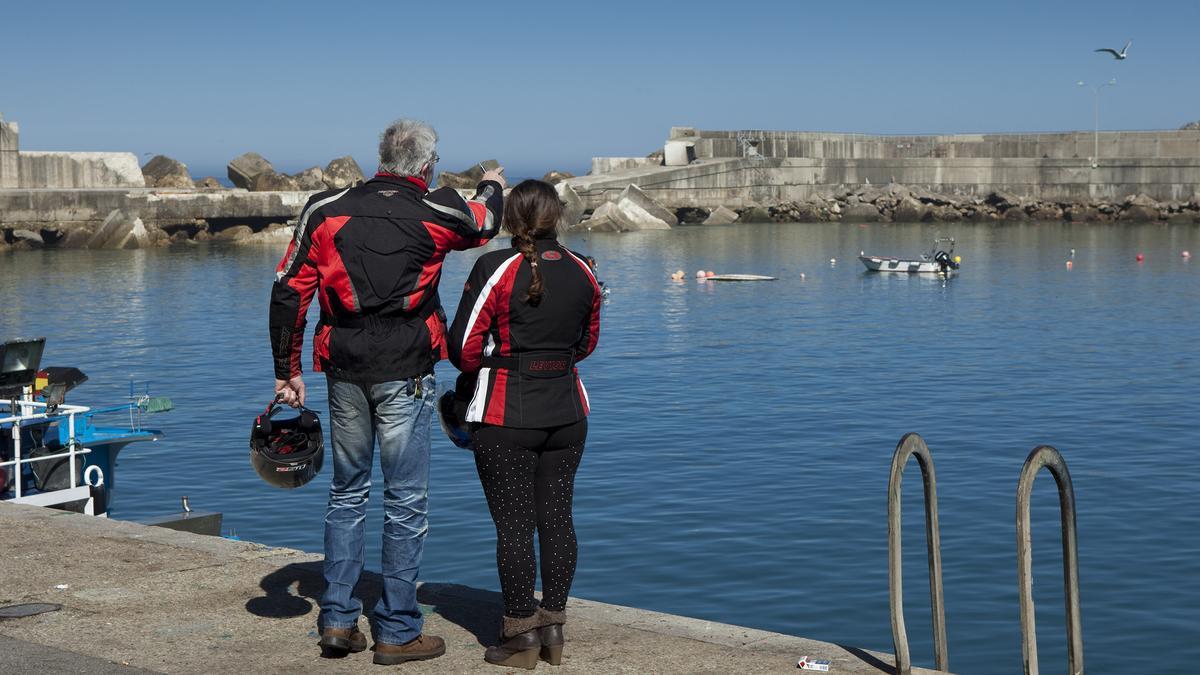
[1066,261,1073,269]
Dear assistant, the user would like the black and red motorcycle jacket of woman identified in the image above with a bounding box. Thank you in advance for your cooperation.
[447,236,602,428]
[270,175,502,384]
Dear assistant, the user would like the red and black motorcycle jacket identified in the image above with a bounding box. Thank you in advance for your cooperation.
[270,174,502,384]
[447,236,602,428]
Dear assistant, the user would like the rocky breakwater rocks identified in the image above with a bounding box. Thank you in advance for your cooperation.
[576,185,677,233]
[84,210,166,249]
[141,155,194,189]
[752,185,1200,224]
[226,153,365,192]
[437,160,499,190]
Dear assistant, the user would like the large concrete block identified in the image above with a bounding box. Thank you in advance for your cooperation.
[556,182,584,231]
[324,156,365,189]
[293,166,326,191]
[702,205,739,225]
[0,120,18,189]
[142,155,193,189]
[580,202,623,232]
[250,171,300,192]
[615,184,676,230]
[227,152,274,189]
[664,141,695,167]
[87,210,151,249]
[19,152,144,188]
[589,157,659,175]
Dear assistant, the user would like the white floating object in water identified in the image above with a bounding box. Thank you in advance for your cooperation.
[54,584,70,590]
[707,274,777,281]
[829,258,837,265]
[695,270,707,278]
[1070,248,1076,257]
[1183,250,1192,259]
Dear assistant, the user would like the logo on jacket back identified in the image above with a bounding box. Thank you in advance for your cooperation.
[540,250,562,261]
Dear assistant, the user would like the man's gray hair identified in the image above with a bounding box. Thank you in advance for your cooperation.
[378,119,438,176]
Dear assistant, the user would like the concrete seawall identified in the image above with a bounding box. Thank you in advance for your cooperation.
[0,502,943,674]
[568,157,1200,209]
[570,127,1200,210]
[0,188,313,242]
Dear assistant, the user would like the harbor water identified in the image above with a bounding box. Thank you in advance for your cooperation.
[2,221,1197,674]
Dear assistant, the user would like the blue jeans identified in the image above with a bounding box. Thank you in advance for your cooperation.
[319,373,435,645]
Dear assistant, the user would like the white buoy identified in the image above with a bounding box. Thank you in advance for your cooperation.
[830,258,837,265]
[1070,248,1076,258]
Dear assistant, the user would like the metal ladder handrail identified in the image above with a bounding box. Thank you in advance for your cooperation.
[1016,446,1084,675]
[887,432,949,674]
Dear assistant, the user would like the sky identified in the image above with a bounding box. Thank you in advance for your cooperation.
[2,0,1197,180]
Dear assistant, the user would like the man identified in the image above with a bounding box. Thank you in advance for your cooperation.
[269,119,504,664]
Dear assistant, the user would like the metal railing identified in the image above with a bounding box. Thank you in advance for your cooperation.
[1,397,93,502]
[887,432,949,674]
[1016,446,1084,675]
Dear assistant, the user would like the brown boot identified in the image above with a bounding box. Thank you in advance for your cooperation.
[536,608,566,666]
[372,634,446,665]
[318,622,368,654]
[483,615,542,670]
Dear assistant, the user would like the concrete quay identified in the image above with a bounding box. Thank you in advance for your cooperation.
[0,502,943,674]
[570,126,1200,209]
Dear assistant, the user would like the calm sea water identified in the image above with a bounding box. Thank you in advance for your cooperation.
[3,221,1197,674]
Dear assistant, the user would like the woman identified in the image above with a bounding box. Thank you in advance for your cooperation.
[448,180,602,669]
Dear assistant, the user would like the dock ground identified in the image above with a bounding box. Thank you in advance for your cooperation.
[0,502,943,674]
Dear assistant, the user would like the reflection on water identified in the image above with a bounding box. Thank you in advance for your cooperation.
[1,221,1198,674]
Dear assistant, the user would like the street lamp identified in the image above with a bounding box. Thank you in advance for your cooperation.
[1077,79,1116,168]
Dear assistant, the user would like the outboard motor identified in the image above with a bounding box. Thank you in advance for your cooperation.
[934,250,959,273]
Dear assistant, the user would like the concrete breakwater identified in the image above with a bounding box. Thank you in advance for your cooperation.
[5,119,1200,251]
[560,125,1200,227]
[0,502,942,674]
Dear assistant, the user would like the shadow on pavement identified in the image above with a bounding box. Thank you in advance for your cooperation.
[837,643,897,674]
[245,563,501,647]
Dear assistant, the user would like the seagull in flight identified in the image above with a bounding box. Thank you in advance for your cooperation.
[1095,41,1131,60]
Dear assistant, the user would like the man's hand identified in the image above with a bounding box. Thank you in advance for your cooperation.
[275,376,306,408]
[481,167,506,189]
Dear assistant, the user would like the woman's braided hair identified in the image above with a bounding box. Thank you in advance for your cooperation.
[504,180,563,305]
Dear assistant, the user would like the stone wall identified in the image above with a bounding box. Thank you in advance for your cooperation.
[590,157,660,175]
[674,128,1200,162]
[568,157,1200,209]
[0,120,18,189]
[0,188,311,232]
[18,151,144,188]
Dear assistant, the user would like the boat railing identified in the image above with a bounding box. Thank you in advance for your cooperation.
[1,397,102,511]
[887,432,949,675]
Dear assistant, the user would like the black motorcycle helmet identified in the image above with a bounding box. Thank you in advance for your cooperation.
[437,373,478,450]
[250,398,324,489]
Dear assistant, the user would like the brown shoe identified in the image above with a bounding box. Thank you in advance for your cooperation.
[536,608,566,666]
[373,634,446,665]
[484,615,543,670]
[319,623,368,654]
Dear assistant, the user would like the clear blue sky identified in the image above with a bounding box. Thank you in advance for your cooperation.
[3,0,1196,179]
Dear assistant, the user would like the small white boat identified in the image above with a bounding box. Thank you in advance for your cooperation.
[707,274,777,281]
[859,237,960,275]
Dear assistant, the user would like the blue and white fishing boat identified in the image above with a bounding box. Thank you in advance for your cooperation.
[859,237,961,275]
[0,337,169,517]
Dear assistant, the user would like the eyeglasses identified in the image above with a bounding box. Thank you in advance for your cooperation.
[430,152,439,165]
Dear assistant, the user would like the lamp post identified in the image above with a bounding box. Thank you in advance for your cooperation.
[1077,79,1116,168]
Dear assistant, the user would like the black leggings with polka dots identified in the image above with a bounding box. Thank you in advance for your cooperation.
[473,419,587,619]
